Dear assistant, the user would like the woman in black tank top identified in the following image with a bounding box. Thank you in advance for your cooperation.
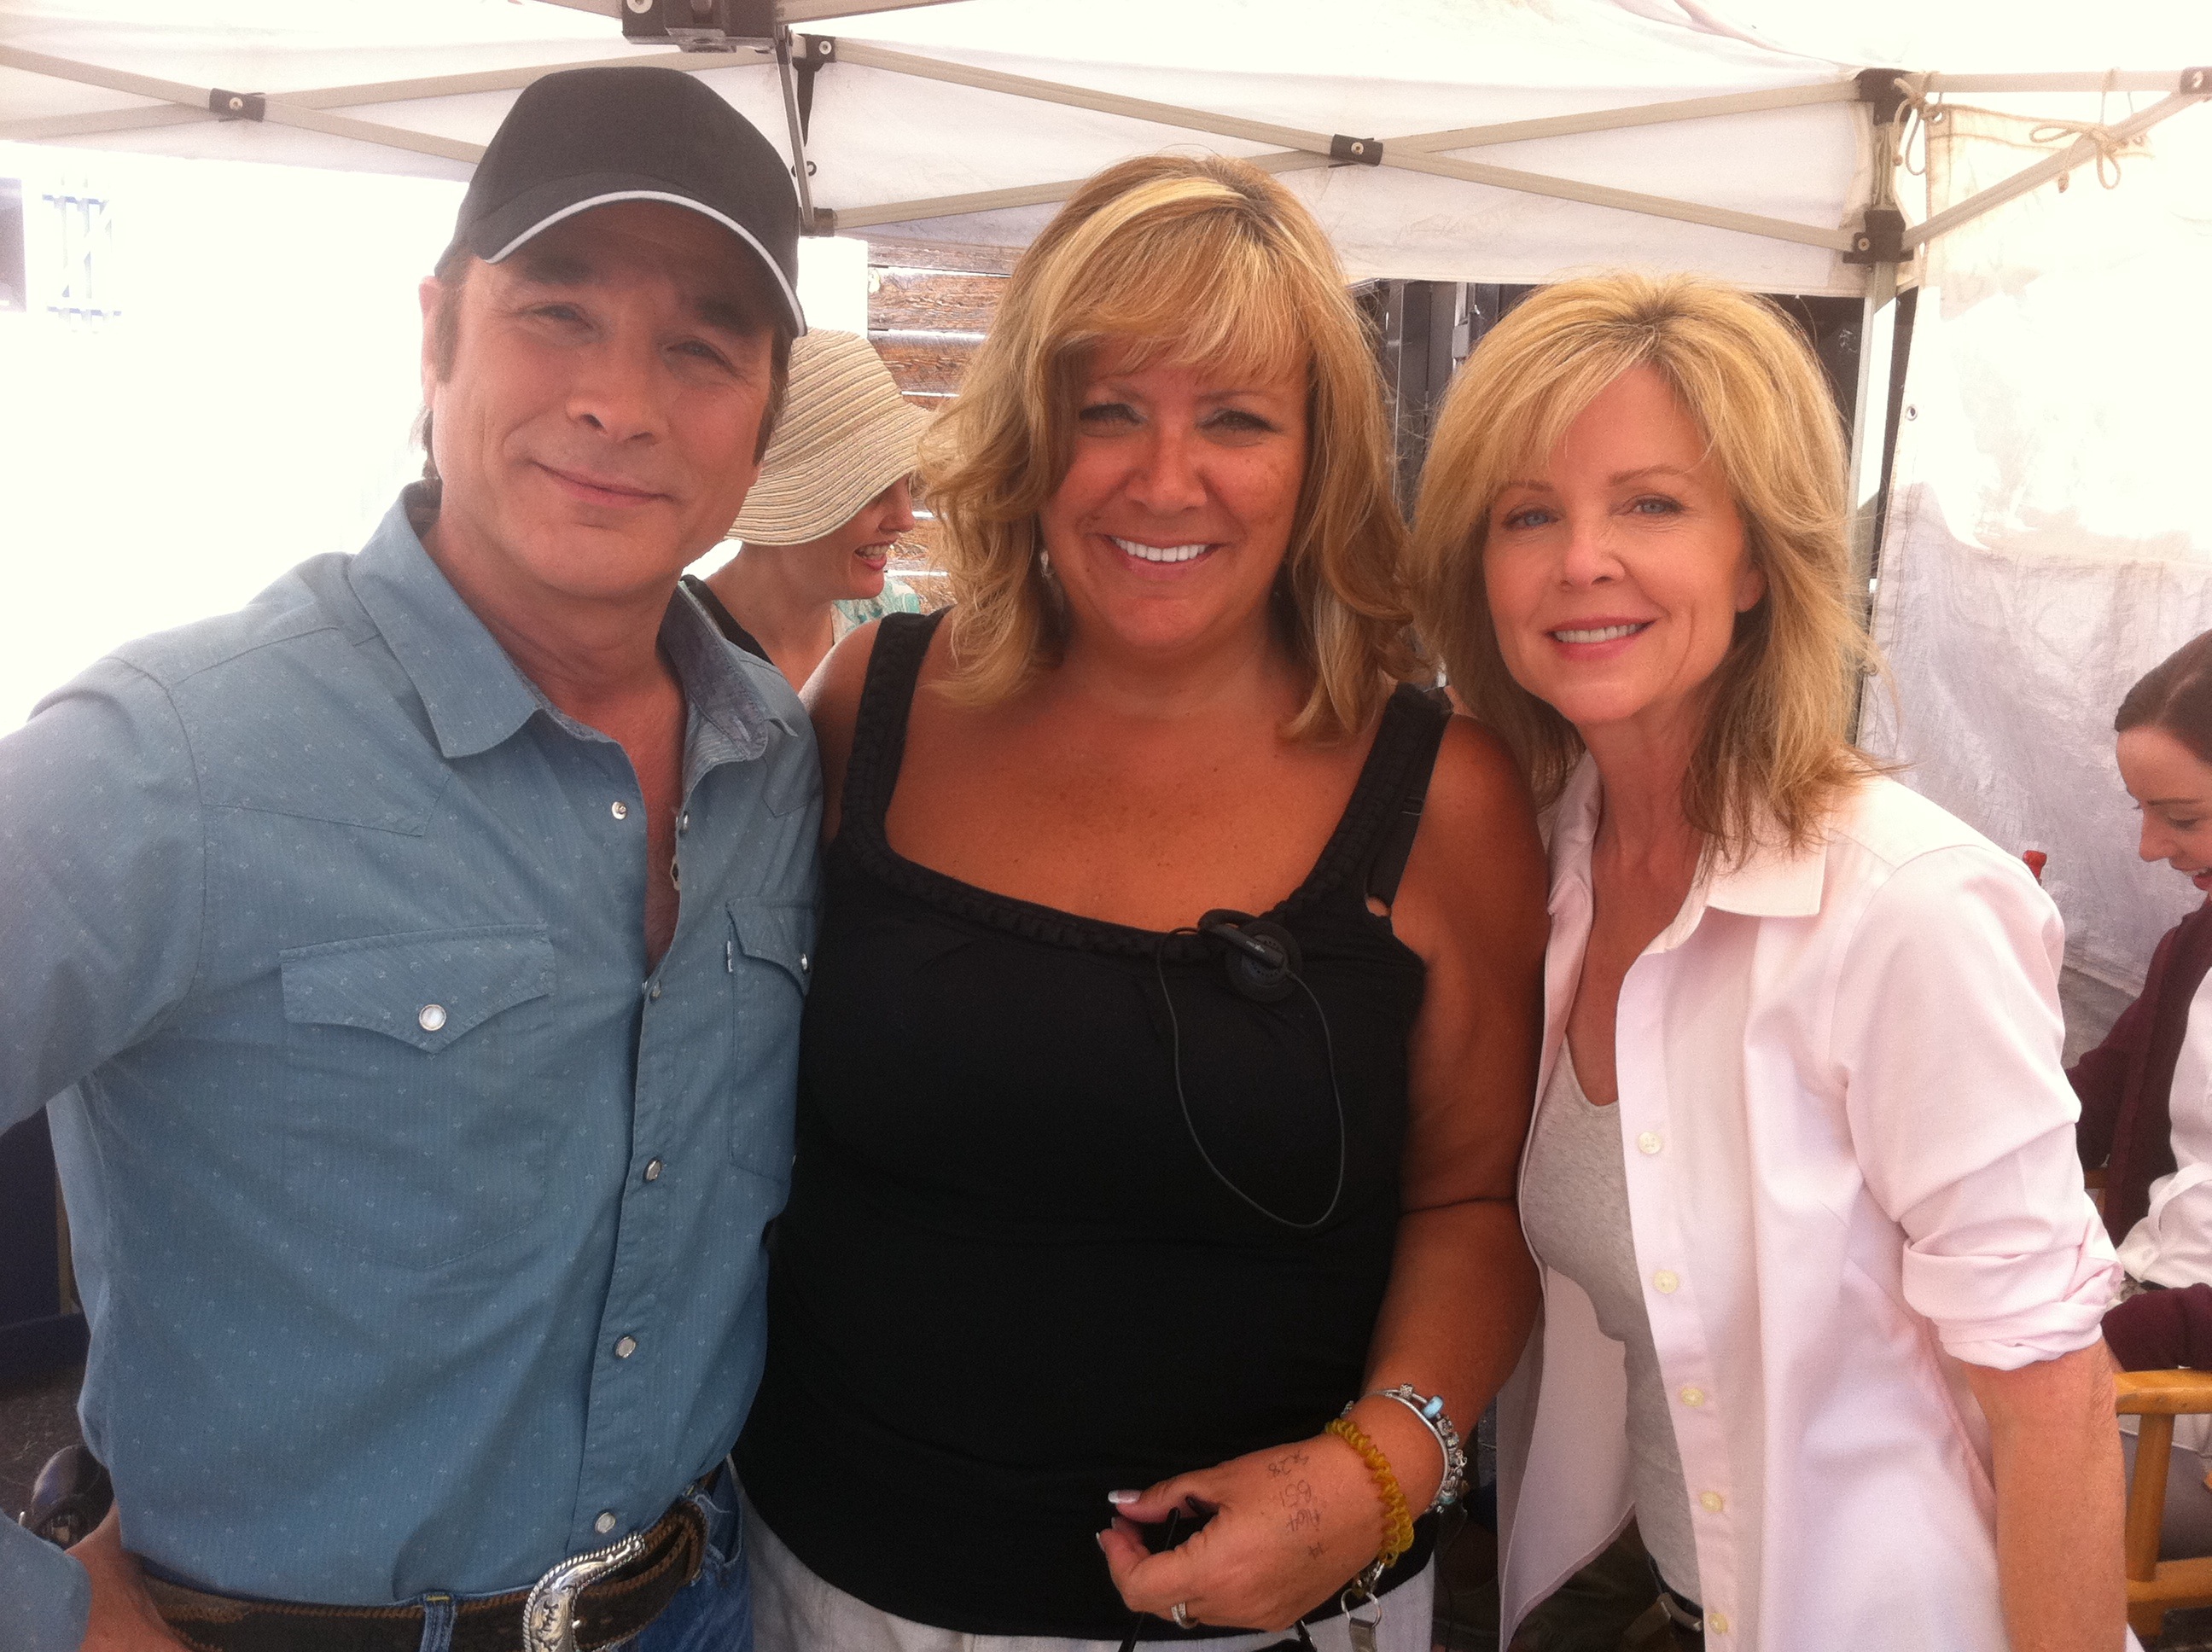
[736,156,1546,1650]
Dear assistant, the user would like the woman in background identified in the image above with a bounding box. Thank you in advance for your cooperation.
[1411,270,2123,1650]
[689,328,929,689]
[2076,629,2212,1556]
[736,154,1546,1650]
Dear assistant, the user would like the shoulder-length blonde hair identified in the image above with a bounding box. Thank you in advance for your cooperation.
[1409,271,1877,855]
[923,154,1419,742]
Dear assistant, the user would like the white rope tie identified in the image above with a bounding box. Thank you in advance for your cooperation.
[1891,69,2147,194]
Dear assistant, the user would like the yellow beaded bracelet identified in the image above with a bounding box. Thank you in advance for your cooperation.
[1325,1415,1416,1567]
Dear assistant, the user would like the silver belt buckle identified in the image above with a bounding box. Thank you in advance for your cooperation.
[521,1531,649,1652]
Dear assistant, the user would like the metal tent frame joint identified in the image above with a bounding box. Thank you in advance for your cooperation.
[621,0,774,52]
[1854,67,1913,128]
[1844,206,1906,265]
[207,89,266,123]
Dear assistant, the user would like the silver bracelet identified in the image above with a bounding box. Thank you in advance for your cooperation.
[1363,1384,1468,1513]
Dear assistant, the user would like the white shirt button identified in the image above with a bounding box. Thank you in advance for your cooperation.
[1679,1385,1707,1408]
[643,1159,663,1183]
[1637,1131,1662,1155]
[416,1003,446,1032]
[1652,1270,1679,1294]
[798,952,811,974]
[1699,1491,1725,1513]
[1708,1613,1730,1635]
[614,1335,637,1358]
[610,800,629,820]
[594,1510,617,1535]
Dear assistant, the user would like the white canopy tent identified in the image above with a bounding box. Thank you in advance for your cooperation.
[2,0,2208,1034]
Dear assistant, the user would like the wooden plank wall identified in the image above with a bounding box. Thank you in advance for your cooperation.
[867,238,1016,599]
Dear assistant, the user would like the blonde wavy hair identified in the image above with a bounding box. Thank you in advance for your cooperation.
[1409,271,1877,856]
[922,154,1419,742]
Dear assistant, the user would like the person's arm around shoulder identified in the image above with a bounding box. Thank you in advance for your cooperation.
[801,618,887,846]
[1833,838,2123,1652]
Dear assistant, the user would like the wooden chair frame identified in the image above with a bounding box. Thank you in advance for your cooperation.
[2118,1369,2212,1639]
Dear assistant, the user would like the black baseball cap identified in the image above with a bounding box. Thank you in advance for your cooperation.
[445,66,806,334]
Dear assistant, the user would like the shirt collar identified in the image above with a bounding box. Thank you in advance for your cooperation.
[349,486,786,765]
[1545,751,1828,928]
[348,489,543,759]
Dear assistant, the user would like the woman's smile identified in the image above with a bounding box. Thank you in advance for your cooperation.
[1107,533,1220,573]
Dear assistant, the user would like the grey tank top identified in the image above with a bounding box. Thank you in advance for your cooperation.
[1520,1044,1703,1599]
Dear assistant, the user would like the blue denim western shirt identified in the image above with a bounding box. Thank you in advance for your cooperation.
[0,490,818,1634]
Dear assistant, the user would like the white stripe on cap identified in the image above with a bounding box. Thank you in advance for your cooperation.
[486,189,806,334]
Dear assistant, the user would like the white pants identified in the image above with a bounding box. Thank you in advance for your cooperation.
[742,1492,1435,1652]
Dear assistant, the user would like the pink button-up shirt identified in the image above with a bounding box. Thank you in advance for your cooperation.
[1497,758,2120,1649]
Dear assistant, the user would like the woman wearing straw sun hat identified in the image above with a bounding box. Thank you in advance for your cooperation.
[687,328,934,689]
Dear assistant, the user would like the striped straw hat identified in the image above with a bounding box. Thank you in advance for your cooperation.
[728,329,934,545]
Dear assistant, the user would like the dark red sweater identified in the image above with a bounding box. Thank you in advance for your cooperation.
[2075,899,2212,1369]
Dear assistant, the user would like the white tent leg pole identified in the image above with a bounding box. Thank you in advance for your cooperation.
[773,32,816,230]
[1846,259,1900,735]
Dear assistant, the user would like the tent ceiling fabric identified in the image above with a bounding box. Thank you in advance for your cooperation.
[5,0,2201,289]
[1,0,1880,291]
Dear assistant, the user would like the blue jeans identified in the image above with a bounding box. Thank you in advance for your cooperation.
[628,1465,753,1652]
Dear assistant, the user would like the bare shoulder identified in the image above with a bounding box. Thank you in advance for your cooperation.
[1397,712,1548,953]
[802,620,885,843]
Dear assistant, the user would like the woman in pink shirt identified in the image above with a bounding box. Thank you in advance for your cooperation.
[1410,273,2125,1649]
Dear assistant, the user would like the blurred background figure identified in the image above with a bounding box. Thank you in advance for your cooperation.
[689,328,931,689]
[2079,630,2212,1558]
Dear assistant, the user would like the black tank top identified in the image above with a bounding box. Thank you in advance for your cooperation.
[737,612,1448,1637]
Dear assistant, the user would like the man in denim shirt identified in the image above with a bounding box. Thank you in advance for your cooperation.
[0,67,817,1652]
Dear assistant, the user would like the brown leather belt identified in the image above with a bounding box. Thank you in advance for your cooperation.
[141,1497,706,1652]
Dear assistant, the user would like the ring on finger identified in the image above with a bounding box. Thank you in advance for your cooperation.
[1172,1601,1196,1630]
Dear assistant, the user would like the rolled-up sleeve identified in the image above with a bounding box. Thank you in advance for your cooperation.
[0,656,206,1126]
[1831,844,2119,1370]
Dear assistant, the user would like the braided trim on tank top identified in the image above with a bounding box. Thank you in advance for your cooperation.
[837,610,1447,959]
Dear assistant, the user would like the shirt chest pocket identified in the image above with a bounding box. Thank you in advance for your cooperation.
[279,924,556,1270]
[726,900,813,1185]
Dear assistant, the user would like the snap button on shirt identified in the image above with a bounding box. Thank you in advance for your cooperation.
[594,1511,617,1536]
[416,1003,446,1032]
[610,800,629,820]
[644,1159,663,1183]
[614,1335,637,1359]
